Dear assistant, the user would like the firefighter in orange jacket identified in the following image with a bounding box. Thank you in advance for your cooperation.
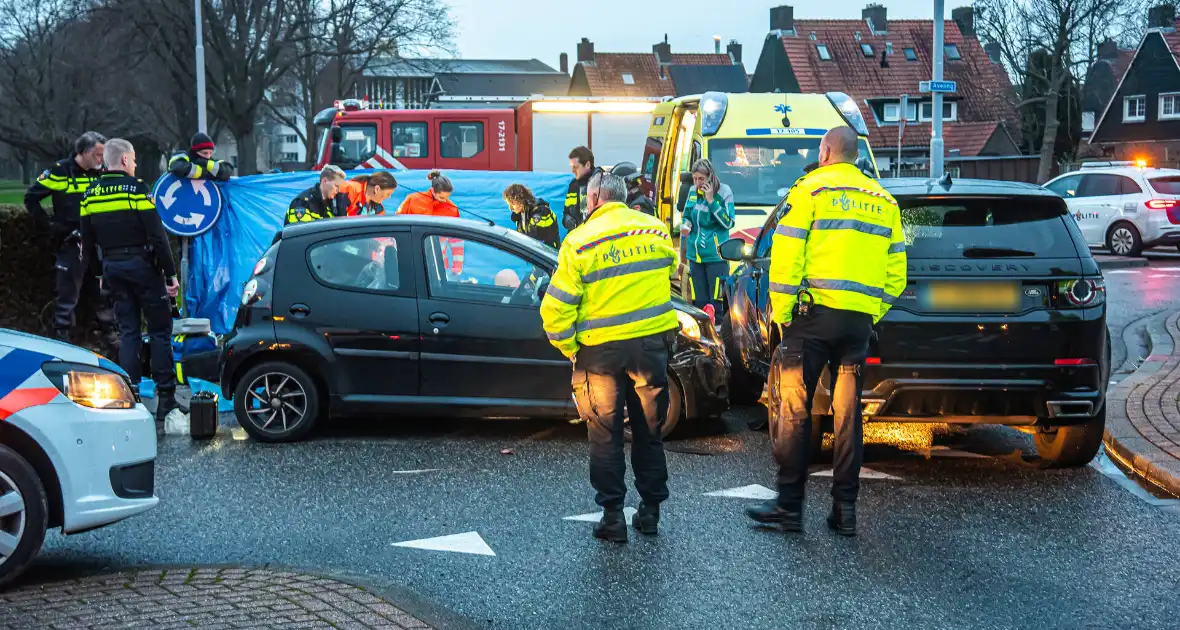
[340,171,397,216]
[397,170,464,273]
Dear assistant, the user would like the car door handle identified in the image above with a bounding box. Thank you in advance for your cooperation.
[428,312,450,325]
[289,303,310,317]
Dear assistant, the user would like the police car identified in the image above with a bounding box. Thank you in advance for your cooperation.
[1043,161,1180,256]
[0,329,158,588]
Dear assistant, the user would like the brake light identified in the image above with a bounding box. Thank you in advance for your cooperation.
[1055,358,1095,366]
[865,357,881,365]
[1145,199,1178,210]
[1055,278,1106,307]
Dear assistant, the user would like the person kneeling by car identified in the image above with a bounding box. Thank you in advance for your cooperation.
[540,171,678,544]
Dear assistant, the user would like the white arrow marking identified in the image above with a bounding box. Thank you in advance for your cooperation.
[391,531,495,556]
[174,212,205,227]
[160,181,182,209]
[389,469,441,475]
[191,179,212,205]
[703,484,778,500]
[563,507,637,524]
[811,467,900,480]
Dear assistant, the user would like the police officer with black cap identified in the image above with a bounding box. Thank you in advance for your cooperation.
[169,132,234,181]
[80,138,180,422]
[24,131,116,343]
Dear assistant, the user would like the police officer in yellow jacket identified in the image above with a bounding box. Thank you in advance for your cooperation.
[169,132,234,181]
[745,127,906,537]
[541,171,678,543]
[285,165,348,225]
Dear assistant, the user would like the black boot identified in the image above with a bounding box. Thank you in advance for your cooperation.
[155,389,179,423]
[827,501,856,537]
[745,500,803,532]
[632,502,659,536]
[593,508,628,543]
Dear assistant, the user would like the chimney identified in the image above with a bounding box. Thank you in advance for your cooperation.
[559,53,568,74]
[1148,4,1175,28]
[1097,39,1118,60]
[862,3,887,34]
[727,40,743,64]
[576,38,594,63]
[984,42,1002,64]
[770,6,795,33]
[653,35,672,64]
[714,35,721,54]
[951,6,974,36]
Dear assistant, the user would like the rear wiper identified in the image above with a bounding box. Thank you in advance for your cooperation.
[961,247,1036,258]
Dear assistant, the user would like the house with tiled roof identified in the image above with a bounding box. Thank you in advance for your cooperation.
[749,4,1019,172]
[1087,6,1180,165]
[360,57,568,109]
[567,36,748,98]
[1081,39,1136,139]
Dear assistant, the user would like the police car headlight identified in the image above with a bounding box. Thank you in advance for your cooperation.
[677,310,702,340]
[41,362,135,410]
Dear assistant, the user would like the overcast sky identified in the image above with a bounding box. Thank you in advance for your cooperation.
[442,0,946,73]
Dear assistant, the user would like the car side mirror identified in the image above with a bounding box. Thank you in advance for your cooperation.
[719,237,752,262]
[856,156,876,178]
[330,126,343,143]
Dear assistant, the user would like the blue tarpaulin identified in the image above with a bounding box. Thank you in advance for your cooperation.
[185,169,574,334]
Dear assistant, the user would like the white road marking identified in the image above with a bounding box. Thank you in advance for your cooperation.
[389,469,441,475]
[392,531,495,556]
[1103,270,1141,274]
[703,484,778,500]
[926,446,989,459]
[563,507,638,524]
[811,467,901,480]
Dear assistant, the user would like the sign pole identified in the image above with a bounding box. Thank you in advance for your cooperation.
[930,0,946,179]
[194,0,207,134]
[897,94,908,177]
[180,237,189,318]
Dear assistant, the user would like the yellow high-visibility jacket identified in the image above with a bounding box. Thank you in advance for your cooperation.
[769,162,907,325]
[541,201,679,358]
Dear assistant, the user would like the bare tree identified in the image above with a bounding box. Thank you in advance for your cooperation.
[264,0,453,166]
[977,0,1149,182]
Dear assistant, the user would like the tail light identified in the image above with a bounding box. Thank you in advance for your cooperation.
[1145,199,1178,210]
[242,243,279,308]
[865,357,882,365]
[1055,358,1096,366]
[1054,278,1105,307]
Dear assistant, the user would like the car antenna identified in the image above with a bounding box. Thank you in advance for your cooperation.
[398,183,496,227]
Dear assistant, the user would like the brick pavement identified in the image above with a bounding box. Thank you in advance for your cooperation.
[0,567,434,630]
[1105,311,1180,498]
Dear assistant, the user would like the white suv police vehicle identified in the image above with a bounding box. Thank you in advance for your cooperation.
[1044,162,1180,256]
[0,329,158,588]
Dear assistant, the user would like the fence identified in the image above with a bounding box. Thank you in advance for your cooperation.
[886,155,1046,184]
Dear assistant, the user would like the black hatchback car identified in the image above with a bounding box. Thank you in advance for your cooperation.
[219,215,729,442]
[720,178,1109,467]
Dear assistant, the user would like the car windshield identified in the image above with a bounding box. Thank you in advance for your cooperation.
[709,137,873,206]
[899,197,1080,259]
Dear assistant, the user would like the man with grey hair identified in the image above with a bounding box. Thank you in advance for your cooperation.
[541,170,679,543]
[25,131,115,344]
[80,138,180,422]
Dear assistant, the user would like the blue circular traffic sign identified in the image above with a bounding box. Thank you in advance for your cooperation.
[151,174,225,237]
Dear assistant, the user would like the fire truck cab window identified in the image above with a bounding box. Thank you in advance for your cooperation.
[440,122,485,159]
[391,122,428,158]
[334,124,377,167]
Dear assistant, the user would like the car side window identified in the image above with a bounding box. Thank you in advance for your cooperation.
[1045,174,1081,199]
[1118,175,1143,195]
[307,233,409,295]
[422,235,549,307]
[1077,174,1121,198]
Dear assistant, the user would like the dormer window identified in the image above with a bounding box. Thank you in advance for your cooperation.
[816,44,832,60]
[904,48,917,61]
[944,43,962,60]
[861,44,874,57]
[621,73,635,85]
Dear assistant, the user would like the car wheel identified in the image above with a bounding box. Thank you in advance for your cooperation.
[1034,405,1105,467]
[719,315,764,405]
[0,445,49,590]
[234,361,321,443]
[623,372,684,442]
[1107,222,1143,257]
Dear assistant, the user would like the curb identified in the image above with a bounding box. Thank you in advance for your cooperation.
[1102,310,1180,498]
[1095,255,1149,270]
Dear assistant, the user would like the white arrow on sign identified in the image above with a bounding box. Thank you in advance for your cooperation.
[160,181,182,209]
[174,213,205,227]
[191,179,212,205]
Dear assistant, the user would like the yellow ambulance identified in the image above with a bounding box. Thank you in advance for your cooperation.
[638,92,879,246]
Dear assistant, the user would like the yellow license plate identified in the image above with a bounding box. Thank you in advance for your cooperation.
[926,282,1020,311]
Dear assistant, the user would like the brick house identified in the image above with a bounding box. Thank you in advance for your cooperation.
[748,4,1019,173]
[567,36,748,98]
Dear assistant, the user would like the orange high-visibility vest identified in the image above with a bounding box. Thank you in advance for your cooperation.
[398,191,464,273]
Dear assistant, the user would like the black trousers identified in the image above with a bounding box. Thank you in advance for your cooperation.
[572,333,673,509]
[102,255,175,393]
[53,230,113,334]
[688,260,727,312]
[769,305,873,506]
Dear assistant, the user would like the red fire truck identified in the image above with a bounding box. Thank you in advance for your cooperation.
[312,98,661,172]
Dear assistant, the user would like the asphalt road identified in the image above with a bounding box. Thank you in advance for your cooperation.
[23,253,1180,630]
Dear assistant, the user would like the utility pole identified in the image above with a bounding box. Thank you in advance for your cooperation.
[930,0,945,178]
[195,0,207,133]
[897,94,908,177]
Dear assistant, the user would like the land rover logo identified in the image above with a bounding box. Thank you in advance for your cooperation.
[1025,287,1042,297]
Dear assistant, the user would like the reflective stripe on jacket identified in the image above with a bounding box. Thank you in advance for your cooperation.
[540,202,678,358]
[768,162,907,325]
[683,183,735,263]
